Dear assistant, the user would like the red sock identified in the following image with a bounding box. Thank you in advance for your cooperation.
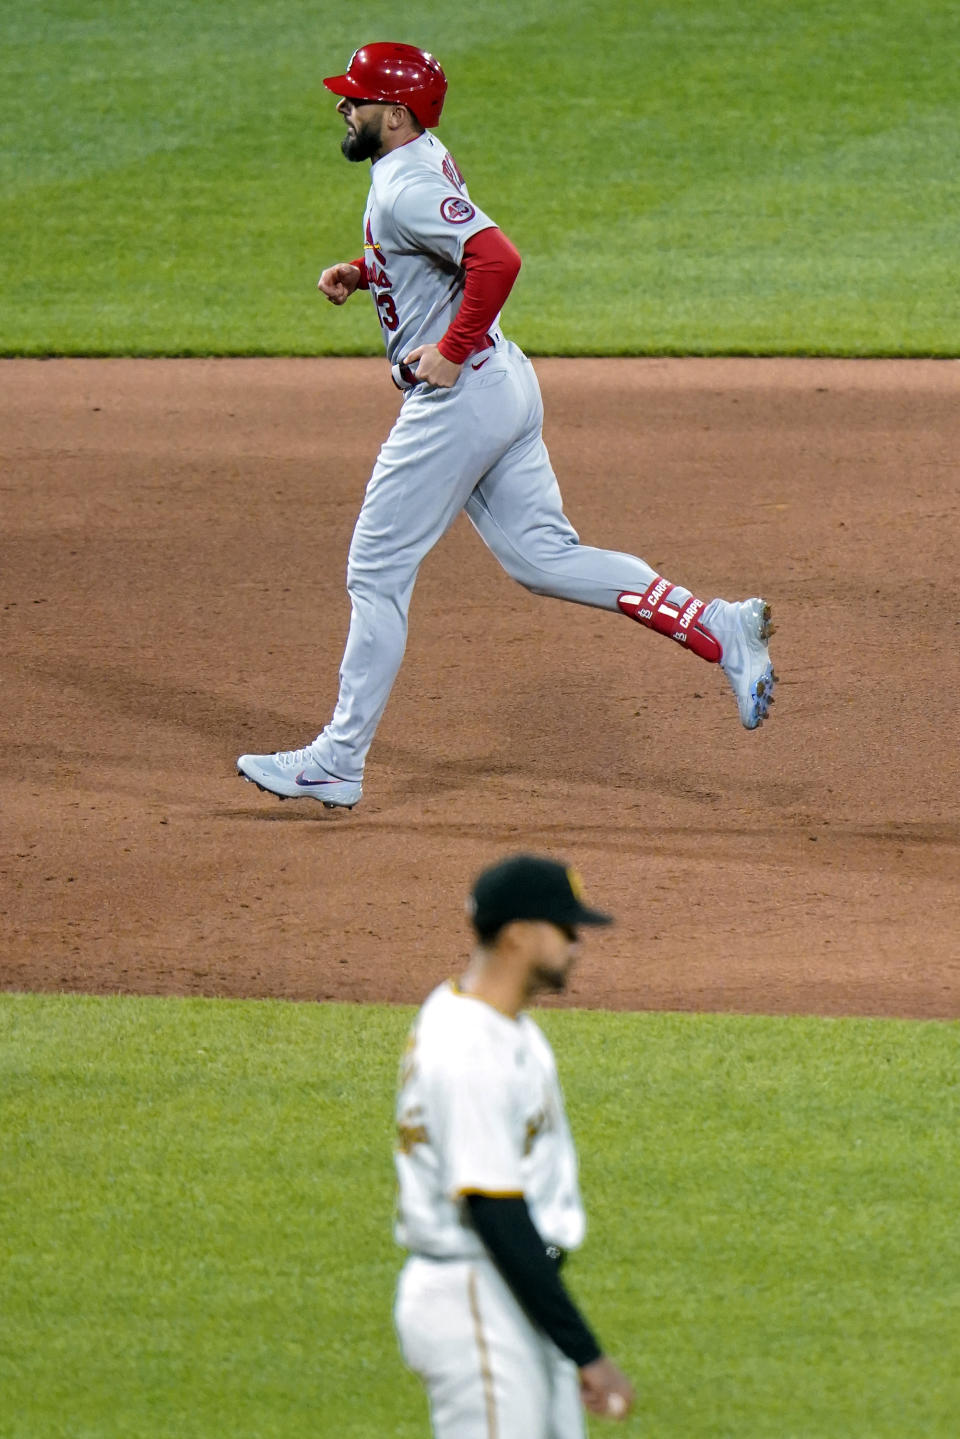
[618,576,721,663]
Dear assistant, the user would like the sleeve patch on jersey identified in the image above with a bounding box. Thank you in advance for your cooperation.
[440,195,477,224]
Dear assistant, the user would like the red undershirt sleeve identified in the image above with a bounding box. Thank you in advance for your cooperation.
[349,258,369,290]
[437,227,522,365]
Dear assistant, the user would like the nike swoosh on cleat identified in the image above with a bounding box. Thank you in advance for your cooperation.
[471,356,491,370]
[295,771,348,787]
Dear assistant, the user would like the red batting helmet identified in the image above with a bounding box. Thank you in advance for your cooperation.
[323,43,447,129]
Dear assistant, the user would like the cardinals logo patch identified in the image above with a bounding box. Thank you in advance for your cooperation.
[440,195,476,224]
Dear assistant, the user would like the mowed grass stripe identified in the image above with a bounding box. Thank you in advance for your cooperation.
[2,0,958,354]
[2,994,957,1437]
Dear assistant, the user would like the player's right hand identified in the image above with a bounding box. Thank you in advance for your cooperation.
[318,263,362,305]
[579,1356,634,1420]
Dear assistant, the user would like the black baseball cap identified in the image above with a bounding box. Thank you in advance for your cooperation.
[468,854,613,934]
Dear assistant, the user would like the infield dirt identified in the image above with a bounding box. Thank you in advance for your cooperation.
[3,358,958,1018]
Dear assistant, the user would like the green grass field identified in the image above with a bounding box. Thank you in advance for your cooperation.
[3,0,959,355]
[2,993,958,1438]
[4,4,959,1433]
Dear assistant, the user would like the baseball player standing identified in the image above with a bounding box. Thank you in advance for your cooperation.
[238,42,776,810]
[394,854,634,1436]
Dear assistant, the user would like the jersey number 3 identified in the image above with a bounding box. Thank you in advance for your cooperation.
[376,292,399,332]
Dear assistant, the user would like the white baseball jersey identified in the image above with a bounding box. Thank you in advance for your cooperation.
[394,981,587,1259]
[361,133,499,364]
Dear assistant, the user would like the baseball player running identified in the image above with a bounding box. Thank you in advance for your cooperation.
[394,854,634,1436]
[238,42,776,811]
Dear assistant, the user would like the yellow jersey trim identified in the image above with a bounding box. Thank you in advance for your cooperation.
[448,978,517,1020]
[456,1186,525,1199]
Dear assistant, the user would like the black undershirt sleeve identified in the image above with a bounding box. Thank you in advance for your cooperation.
[464,1193,602,1368]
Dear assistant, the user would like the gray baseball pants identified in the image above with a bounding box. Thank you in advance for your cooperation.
[311,339,674,781]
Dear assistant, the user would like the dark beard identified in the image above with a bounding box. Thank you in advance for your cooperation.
[341,118,381,163]
[531,964,568,995]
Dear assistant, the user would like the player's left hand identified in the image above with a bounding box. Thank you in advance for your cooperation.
[579,1356,634,1420]
[404,344,462,389]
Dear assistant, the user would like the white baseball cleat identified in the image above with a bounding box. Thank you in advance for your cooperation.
[701,597,777,729]
[237,746,363,808]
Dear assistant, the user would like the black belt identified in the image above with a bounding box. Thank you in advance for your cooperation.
[390,332,499,393]
[393,360,420,390]
[410,1243,567,1267]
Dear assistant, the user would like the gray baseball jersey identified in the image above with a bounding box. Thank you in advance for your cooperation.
[361,134,498,364]
[308,132,668,785]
